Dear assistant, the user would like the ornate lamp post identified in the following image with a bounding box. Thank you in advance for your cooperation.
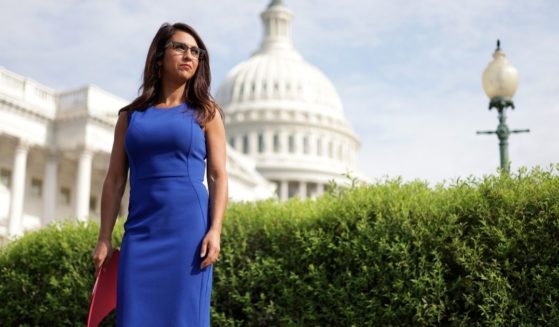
[477,40,529,173]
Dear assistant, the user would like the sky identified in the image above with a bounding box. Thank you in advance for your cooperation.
[1,0,558,186]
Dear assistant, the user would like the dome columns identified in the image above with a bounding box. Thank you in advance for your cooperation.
[7,138,31,237]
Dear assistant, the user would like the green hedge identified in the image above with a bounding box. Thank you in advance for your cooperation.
[1,165,558,326]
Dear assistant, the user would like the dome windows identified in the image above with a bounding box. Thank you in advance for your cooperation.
[242,135,249,154]
[239,83,244,98]
[258,133,265,153]
[317,138,323,156]
[273,133,280,152]
[288,134,295,153]
[250,82,256,100]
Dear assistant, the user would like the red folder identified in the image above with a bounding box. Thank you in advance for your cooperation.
[87,248,120,327]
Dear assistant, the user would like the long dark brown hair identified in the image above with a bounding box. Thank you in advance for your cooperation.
[118,22,222,127]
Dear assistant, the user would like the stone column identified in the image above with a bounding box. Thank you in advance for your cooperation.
[296,131,303,154]
[280,180,288,202]
[280,131,287,154]
[43,150,58,225]
[298,181,307,200]
[265,130,273,155]
[74,148,93,221]
[8,140,30,237]
[308,133,316,156]
[249,131,258,155]
[321,136,328,157]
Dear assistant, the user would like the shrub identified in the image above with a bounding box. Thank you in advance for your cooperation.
[1,165,558,326]
[212,165,559,326]
[0,219,123,326]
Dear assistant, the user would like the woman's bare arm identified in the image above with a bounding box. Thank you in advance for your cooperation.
[98,111,130,242]
[200,110,228,269]
[205,111,228,234]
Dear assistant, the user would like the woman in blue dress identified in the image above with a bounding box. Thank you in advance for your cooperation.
[92,22,228,326]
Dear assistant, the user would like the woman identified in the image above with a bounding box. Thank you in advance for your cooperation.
[92,22,228,326]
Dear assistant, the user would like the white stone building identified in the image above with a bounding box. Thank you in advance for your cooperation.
[216,0,361,201]
[0,0,362,243]
[0,68,274,243]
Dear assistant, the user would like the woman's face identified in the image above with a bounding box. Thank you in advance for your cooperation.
[160,31,200,84]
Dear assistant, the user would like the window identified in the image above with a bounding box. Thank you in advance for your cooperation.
[317,139,322,156]
[273,133,280,152]
[59,187,71,205]
[328,141,334,158]
[229,137,236,149]
[288,134,295,153]
[242,135,249,154]
[1,168,11,188]
[31,178,42,197]
[258,133,265,153]
[303,136,309,154]
[307,182,318,199]
[288,181,298,198]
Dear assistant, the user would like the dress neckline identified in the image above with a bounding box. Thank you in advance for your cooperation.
[152,103,187,110]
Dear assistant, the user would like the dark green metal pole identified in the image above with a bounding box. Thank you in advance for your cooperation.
[496,108,510,171]
[477,97,530,173]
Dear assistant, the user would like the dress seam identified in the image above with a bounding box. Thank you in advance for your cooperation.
[185,116,207,325]
[187,117,207,231]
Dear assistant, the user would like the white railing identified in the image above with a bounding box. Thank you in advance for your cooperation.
[0,67,126,122]
[57,88,89,113]
[0,67,57,116]
[86,85,128,116]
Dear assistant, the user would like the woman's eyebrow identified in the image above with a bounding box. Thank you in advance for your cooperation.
[171,40,198,47]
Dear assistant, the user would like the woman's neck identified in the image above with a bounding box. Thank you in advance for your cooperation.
[158,80,187,107]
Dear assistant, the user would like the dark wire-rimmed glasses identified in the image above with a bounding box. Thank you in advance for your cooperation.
[165,40,206,60]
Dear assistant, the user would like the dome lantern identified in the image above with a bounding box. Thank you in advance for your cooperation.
[254,0,300,58]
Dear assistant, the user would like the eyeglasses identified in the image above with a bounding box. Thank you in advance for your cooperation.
[165,40,205,60]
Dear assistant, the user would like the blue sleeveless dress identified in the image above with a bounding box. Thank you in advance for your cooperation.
[117,103,213,326]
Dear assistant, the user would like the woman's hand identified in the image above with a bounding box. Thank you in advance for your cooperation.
[92,239,113,278]
[200,228,221,269]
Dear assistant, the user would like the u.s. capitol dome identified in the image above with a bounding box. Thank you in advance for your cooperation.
[216,0,361,201]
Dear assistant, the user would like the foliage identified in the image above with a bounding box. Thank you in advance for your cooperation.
[0,219,123,326]
[1,165,558,326]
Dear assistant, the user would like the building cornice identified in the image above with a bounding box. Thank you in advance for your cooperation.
[0,95,55,123]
